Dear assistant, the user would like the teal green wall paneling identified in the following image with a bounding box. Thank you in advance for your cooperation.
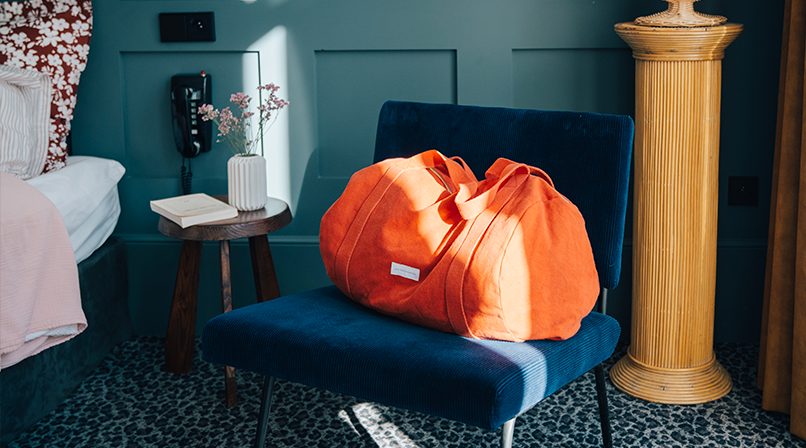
[316,50,457,177]
[64,0,782,342]
[512,48,635,116]
[115,51,259,235]
[120,51,256,179]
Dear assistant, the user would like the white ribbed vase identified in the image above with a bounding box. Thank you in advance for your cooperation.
[227,154,268,211]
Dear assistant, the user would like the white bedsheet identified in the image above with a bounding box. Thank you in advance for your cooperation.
[25,156,125,264]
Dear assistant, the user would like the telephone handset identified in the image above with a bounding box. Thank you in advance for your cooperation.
[170,73,212,158]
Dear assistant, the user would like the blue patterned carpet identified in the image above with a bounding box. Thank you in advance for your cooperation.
[7,338,806,448]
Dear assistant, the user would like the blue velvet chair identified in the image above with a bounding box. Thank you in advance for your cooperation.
[202,101,634,448]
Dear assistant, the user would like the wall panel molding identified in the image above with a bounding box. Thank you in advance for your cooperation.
[120,51,259,179]
[512,48,634,115]
[315,49,457,178]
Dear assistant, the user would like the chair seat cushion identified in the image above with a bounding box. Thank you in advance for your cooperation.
[202,285,620,431]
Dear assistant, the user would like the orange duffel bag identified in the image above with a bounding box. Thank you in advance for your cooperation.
[319,150,599,342]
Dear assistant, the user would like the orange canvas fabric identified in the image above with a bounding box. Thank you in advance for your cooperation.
[320,150,599,342]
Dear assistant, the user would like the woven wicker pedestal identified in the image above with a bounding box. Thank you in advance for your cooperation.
[609,16,742,404]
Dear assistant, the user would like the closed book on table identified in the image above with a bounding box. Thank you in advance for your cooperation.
[150,193,237,228]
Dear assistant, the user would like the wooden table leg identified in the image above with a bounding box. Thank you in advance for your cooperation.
[165,240,202,374]
[249,235,281,303]
[219,240,238,408]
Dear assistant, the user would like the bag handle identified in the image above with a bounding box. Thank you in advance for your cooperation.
[445,156,477,187]
[413,150,478,192]
[453,161,527,220]
[485,157,554,187]
[453,158,555,220]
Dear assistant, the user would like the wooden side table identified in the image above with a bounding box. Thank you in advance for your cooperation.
[158,196,292,408]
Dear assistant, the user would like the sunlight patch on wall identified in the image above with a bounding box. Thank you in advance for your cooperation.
[244,25,291,210]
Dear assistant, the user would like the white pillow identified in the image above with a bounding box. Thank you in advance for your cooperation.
[26,156,126,263]
[0,64,51,180]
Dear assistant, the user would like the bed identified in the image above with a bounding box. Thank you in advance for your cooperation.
[0,157,134,445]
[0,0,134,444]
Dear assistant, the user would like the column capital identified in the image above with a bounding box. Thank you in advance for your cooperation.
[615,22,743,62]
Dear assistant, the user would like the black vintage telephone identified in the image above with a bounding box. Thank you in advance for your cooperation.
[171,72,212,158]
[170,72,212,194]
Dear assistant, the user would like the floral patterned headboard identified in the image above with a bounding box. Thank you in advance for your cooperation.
[0,0,92,174]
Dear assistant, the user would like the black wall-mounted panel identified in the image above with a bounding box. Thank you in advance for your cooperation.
[159,12,215,42]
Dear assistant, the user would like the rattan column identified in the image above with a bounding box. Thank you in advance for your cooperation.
[609,1,742,404]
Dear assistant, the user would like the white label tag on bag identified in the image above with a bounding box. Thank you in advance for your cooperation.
[391,262,420,282]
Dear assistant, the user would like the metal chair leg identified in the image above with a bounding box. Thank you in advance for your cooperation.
[254,376,275,448]
[500,417,516,448]
[594,364,612,448]
[597,287,609,315]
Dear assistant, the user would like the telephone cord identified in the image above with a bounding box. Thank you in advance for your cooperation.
[181,158,192,195]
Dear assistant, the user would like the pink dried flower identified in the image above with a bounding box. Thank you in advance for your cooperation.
[230,92,251,109]
[200,84,289,156]
[219,107,234,123]
[198,104,216,120]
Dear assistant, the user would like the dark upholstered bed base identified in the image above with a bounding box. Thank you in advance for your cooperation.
[1,237,133,446]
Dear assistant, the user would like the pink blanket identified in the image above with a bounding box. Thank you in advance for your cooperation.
[0,171,86,370]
